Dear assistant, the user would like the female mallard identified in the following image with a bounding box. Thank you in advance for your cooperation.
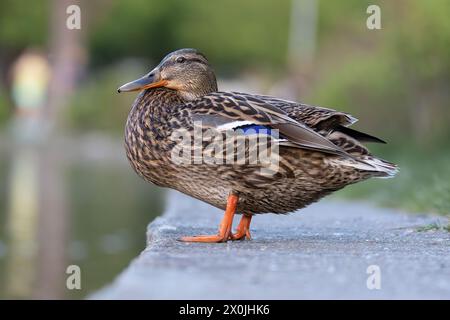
[118,48,397,243]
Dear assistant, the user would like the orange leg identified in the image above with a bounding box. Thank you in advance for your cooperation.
[231,214,252,240]
[179,193,239,243]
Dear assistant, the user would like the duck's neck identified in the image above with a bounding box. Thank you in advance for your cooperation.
[126,88,185,143]
[132,87,185,115]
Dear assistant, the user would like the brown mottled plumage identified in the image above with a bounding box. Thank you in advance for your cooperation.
[119,48,397,242]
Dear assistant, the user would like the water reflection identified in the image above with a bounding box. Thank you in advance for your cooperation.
[5,147,39,298]
[0,138,165,299]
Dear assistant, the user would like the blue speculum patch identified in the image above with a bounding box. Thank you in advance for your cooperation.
[235,124,280,138]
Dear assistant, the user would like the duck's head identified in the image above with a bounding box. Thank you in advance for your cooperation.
[118,48,217,101]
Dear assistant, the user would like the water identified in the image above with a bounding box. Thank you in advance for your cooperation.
[0,138,165,299]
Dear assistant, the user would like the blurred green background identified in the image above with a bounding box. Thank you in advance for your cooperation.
[0,0,449,299]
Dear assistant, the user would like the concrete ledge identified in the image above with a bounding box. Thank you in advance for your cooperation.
[92,191,450,299]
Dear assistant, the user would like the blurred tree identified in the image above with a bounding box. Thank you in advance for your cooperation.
[309,0,450,147]
[0,0,449,149]
[0,0,48,48]
[88,0,291,73]
[391,0,450,145]
[172,0,291,73]
[0,0,49,123]
[88,0,185,68]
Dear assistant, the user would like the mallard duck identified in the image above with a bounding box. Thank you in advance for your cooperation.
[118,48,397,243]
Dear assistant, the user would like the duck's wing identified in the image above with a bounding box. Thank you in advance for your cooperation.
[234,92,386,144]
[181,91,352,158]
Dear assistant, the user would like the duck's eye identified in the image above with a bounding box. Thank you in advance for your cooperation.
[176,57,186,63]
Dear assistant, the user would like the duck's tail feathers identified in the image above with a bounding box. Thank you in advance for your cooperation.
[332,156,398,179]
